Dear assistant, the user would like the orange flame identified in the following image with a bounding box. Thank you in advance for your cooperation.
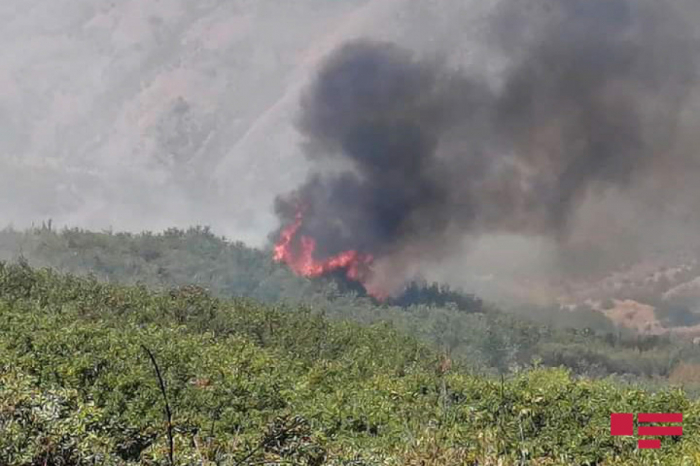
[273,210,374,285]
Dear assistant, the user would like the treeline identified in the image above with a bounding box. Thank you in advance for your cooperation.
[0,224,484,312]
[387,280,483,312]
[2,225,700,382]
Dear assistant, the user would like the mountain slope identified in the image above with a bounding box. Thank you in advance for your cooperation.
[0,0,496,243]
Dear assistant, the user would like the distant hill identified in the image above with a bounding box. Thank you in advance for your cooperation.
[0,0,493,241]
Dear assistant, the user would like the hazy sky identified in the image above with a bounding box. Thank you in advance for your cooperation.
[0,0,495,244]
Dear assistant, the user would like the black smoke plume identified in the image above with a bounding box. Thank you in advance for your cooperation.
[275,0,700,293]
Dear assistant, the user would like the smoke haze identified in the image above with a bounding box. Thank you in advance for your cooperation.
[275,0,700,294]
[2,0,700,302]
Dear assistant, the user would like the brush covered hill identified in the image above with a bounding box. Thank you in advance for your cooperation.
[3,225,700,384]
[1,261,700,465]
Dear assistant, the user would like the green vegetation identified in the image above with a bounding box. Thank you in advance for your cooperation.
[2,225,700,381]
[1,261,700,465]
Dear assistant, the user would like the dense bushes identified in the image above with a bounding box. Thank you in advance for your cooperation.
[2,263,700,464]
[2,226,700,379]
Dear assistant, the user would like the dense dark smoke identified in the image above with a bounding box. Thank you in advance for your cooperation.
[275,0,700,293]
[275,42,490,260]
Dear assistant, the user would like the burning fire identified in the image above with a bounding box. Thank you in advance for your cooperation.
[273,210,375,285]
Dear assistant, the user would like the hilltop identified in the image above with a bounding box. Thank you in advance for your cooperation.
[4,225,700,386]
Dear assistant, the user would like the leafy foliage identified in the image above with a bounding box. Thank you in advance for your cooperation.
[1,262,700,464]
